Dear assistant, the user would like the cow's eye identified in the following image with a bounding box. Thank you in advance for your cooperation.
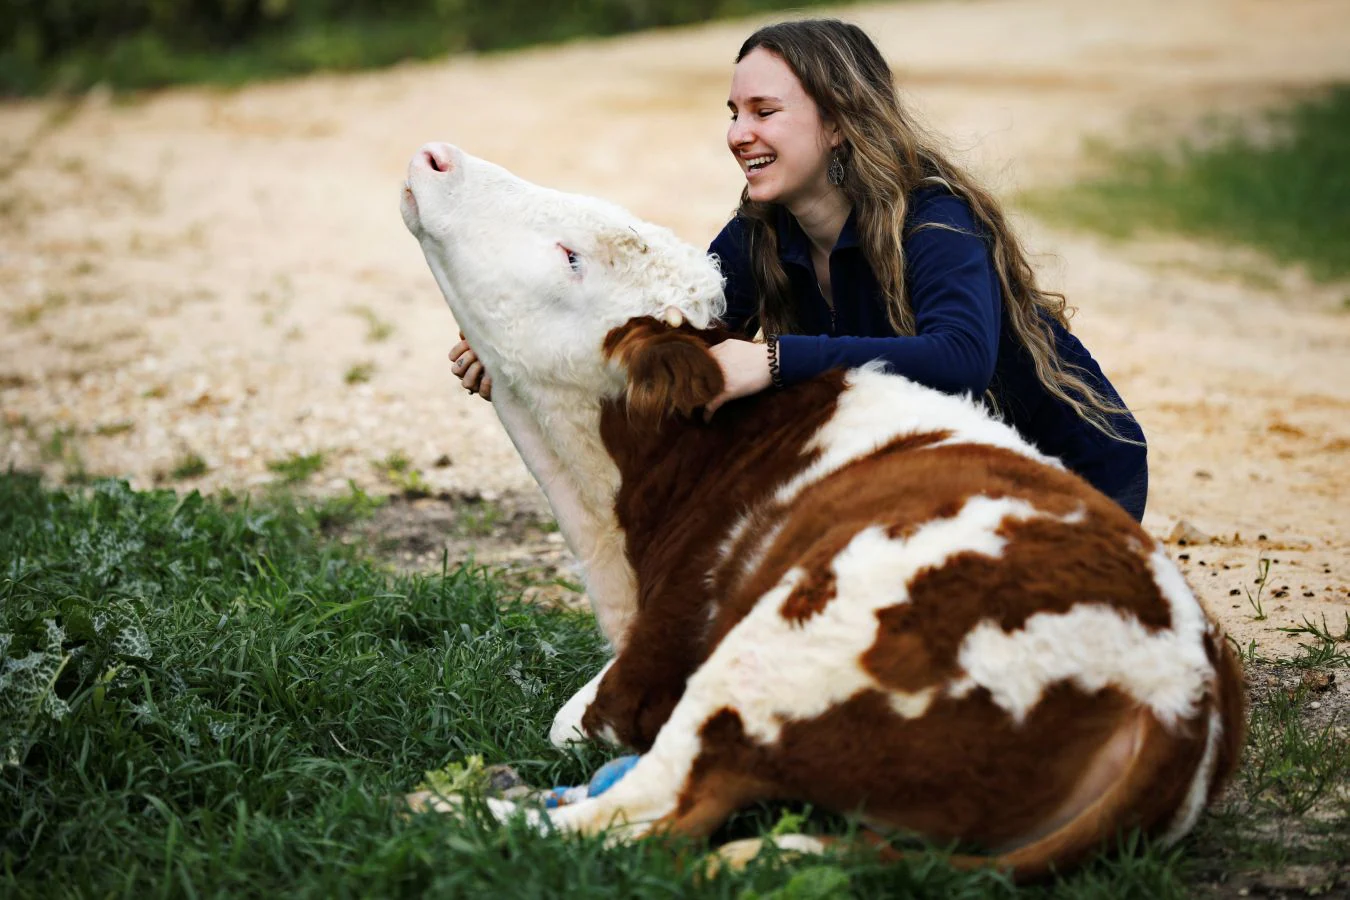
[559,243,583,275]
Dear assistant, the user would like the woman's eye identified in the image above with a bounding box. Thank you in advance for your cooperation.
[757,109,775,118]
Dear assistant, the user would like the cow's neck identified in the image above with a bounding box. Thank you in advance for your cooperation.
[490,382,637,648]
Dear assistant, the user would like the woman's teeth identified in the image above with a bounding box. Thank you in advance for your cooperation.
[746,155,776,171]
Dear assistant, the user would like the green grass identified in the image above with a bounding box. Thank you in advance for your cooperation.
[348,305,395,344]
[344,362,375,386]
[168,450,209,480]
[1,473,1344,897]
[1022,84,1350,283]
[267,450,328,486]
[376,449,431,497]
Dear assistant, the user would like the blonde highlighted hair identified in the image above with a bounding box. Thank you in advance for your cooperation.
[736,19,1134,440]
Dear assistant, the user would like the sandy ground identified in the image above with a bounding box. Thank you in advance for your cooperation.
[1,0,1347,657]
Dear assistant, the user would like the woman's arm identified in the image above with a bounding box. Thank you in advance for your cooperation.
[778,194,1001,396]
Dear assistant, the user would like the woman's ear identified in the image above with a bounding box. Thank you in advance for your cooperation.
[604,317,724,419]
[824,114,844,149]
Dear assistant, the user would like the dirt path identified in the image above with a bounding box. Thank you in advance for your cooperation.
[2,0,1347,657]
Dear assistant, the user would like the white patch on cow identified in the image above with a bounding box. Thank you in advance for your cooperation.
[889,686,938,720]
[946,676,978,699]
[768,833,829,855]
[709,512,787,603]
[955,545,1214,728]
[772,365,1057,514]
[486,797,566,836]
[550,659,615,747]
[545,751,680,836]
[1158,707,1224,846]
[664,496,1045,763]
[492,386,636,647]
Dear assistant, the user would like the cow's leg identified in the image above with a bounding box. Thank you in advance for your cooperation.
[543,677,776,841]
[542,753,766,843]
[550,659,615,747]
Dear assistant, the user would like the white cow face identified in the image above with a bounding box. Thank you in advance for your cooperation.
[401,142,726,397]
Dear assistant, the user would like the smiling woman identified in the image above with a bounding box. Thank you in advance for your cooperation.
[704,19,1150,522]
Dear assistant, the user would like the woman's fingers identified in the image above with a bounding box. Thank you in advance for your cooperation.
[449,337,492,401]
[463,360,484,391]
[452,348,477,372]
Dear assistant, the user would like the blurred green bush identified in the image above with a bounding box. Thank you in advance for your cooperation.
[0,0,845,94]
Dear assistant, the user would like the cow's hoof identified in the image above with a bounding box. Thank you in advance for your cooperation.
[703,834,830,876]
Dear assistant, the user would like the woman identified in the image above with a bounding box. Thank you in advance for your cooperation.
[453,18,1148,520]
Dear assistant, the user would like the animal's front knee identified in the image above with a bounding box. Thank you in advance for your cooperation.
[550,659,615,748]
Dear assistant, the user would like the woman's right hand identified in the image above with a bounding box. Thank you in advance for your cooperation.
[449,333,493,401]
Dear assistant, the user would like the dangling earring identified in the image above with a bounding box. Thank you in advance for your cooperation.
[827,149,846,186]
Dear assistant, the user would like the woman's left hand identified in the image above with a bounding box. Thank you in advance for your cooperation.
[704,339,772,419]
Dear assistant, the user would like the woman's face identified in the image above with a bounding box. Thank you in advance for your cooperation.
[727,48,840,209]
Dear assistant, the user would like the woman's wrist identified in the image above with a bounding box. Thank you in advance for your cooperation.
[766,333,784,389]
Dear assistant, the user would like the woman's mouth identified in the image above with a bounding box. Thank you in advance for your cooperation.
[744,154,776,176]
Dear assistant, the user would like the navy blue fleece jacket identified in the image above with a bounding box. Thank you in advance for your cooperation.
[707,187,1147,501]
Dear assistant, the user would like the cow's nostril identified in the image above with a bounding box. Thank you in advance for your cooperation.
[420,143,456,174]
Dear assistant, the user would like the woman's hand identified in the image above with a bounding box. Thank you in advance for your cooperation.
[704,339,772,418]
[449,333,493,401]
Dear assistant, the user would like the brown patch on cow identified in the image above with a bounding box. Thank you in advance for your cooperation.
[779,566,837,624]
[589,364,849,748]
[763,681,1208,855]
[603,317,727,419]
[1202,629,1248,804]
[580,655,685,753]
[861,517,1172,695]
[879,429,953,456]
[860,631,935,694]
[706,430,962,647]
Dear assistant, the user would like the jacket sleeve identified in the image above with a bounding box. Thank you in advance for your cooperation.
[777,194,1001,396]
[707,218,760,336]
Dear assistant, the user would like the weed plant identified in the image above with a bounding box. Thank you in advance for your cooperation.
[1023,85,1350,282]
[267,451,328,485]
[0,472,1341,897]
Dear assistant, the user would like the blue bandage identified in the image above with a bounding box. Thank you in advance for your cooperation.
[586,754,640,797]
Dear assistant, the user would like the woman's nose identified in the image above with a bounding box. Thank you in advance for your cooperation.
[727,117,751,148]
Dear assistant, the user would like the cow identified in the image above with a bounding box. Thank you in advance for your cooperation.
[399,141,1245,880]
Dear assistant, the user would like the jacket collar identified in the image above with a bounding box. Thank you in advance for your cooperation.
[775,206,860,268]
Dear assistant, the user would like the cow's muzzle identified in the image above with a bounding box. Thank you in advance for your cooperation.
[415,142,457,175]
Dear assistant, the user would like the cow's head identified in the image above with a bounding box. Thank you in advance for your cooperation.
[401,143,726,401]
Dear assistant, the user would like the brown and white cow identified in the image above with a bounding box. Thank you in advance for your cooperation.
[399,142,1245,880]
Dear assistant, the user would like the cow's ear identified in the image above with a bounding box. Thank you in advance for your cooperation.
[604,317,724,419]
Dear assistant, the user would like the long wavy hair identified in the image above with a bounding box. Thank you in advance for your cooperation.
[735,19,1134,439]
